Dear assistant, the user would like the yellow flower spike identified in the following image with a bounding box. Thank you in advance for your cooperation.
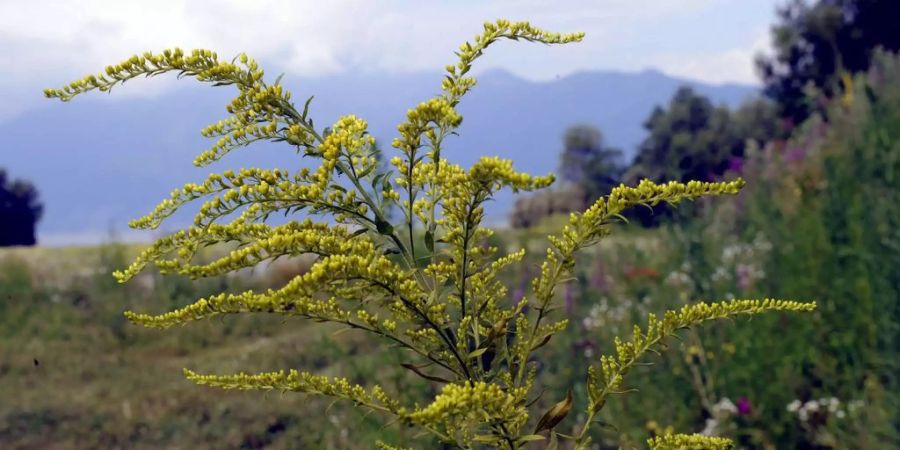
[648,433,734,450]
[45,18,816,450]
[184,368,401,415]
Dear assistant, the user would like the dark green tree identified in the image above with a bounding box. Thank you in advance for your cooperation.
[731,97,787,145]
[625,87,739,185]
[756,0,900,124]
[558,124,624,205]
[0,169,43,246]
[622,90,785,226]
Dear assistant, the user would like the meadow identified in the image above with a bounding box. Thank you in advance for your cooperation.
[3,12,899,450]
[1,169,896,449]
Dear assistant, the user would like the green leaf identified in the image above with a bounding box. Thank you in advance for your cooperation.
[530,333,553,351]
[516,434,546,443]
[375,219,394,235]
[545,431,559,450]
[302,95,314,120]
[371,172,387,191]
[467,347,488,359]
[424,228,435,252]
[472,434,503,444]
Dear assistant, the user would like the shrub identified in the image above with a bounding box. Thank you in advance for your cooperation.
[45,19,814,449]
[736,51,900,447]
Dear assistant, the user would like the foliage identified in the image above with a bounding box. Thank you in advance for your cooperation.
[0,169,43,246]
[510,124,623,229]
[555,50,900,449]
[757,0,900,124]
[621,89,785,227]
[558,124,624,204]
[509,184,584,229]
[0,244,421,449]
[648,433,734,450]
[45,19,815,449]
[738,49,900,447]
[626,87,741,186]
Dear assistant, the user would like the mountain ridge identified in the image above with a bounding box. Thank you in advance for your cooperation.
[1,69,756,245]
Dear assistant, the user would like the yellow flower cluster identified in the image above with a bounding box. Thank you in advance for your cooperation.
[375,442,413,450]
[193,80,295,166]
[404,381,528,441]
[442,20,585,103]
[163,221,353,278]
[581,179,745,236]
[125,239,431,332]
[388,20,586,275]
[43,48,250,101]
[647,433,734,450]
[185,368,401,414]
[393,98,462,155]
[468,157,555,193]
[45,17,818,450]
[43,48,308,167]
[508,179,749,392]
[587,299,816,412]
[116,219,350,282]
[465,249,526,333]
[534,179,745,304]
[126,291,346,329]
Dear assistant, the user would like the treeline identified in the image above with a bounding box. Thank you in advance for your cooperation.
[509,1,900,446]
[0,169,42,246]
[512,0,900,228]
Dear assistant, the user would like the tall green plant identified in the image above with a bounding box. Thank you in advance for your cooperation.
[45,19,814,449]
[736,52,900,447]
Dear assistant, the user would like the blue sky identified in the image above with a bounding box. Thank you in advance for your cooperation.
[0,0,783,121]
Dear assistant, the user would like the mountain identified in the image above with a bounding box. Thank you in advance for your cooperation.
[0,69,756,245]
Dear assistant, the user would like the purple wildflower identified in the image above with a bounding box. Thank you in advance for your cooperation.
[727,157,744,174]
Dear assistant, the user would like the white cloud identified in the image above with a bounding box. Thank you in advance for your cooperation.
[646,28,772,85]
[0,0,773,119]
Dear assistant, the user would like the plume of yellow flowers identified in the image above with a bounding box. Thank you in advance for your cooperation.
[46,19,815,450]
[648,433,735,450]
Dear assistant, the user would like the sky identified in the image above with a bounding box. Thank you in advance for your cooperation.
[0,0,784,122]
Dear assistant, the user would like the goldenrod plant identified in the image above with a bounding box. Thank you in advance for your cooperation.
[46,19,815,449]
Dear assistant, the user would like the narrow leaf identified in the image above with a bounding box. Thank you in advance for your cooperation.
[531,333,553,351]
[424,229,434,252]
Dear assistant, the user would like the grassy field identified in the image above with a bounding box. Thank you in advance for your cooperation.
[0,244,440,449]
[0,227,642,449]
[1,200,896,450]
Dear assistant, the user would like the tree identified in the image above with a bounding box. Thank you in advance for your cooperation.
[626,87,739,185]
[0,169,43,246]
[756,0,900,124]
[46,20,814,450]
[558,124,624,205]
[731,97,786,146]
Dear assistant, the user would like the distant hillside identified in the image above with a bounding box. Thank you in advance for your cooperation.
[1,69,755,245]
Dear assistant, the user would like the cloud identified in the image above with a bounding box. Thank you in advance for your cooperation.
[645,28,772,85]
[1,0,772,120]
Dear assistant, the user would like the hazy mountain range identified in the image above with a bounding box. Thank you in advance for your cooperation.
[1,68,756,245]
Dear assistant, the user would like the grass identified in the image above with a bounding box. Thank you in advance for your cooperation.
[0,244,431,449]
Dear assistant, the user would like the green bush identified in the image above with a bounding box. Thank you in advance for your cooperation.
[551,51,900,449]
